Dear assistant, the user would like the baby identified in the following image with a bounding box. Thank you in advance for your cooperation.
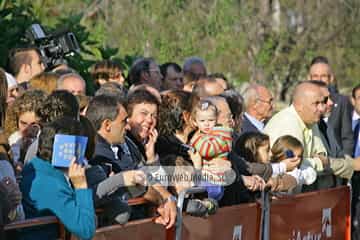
[189,99,233,200]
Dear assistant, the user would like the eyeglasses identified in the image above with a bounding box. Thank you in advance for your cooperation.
[257,98,273,105]
[94,72,123,80]
[310,74,331,80]
[311,97,329,106]
[322,96,329,104]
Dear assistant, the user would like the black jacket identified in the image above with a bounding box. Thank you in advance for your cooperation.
[90,134,120,175]
[241,114,261,134]
[327,88,354,156]
[156,135,193,166]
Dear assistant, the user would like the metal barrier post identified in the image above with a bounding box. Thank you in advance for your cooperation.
[175,187,207,240]
[259,190,270,240]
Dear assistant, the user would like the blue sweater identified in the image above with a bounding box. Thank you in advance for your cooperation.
[20,157,95,240]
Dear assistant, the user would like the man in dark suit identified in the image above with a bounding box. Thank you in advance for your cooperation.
[350,83,360,240]
[309,80,345,158]
[241,84,274,134]
[308,56,354,156]
[351,84,360,157]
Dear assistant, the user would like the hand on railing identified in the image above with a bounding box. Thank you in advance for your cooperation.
[265,175,297,192]
[241,175,265,191]
[154,201,176,229]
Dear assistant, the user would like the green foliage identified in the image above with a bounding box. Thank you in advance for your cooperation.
[0,0,134,95]
[2,0,360,99]
[0,1,37,67]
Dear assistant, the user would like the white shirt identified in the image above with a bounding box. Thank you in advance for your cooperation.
[287,166,317,194]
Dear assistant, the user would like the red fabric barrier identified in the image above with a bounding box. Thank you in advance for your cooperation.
[181,202,261,240]
[270,186,351,240]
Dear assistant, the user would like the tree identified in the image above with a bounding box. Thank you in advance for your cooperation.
[2,0,360,100]
[239,0,360,100]
[0,0,129,94]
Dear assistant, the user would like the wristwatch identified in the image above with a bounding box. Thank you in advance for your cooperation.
[164,195,177,203]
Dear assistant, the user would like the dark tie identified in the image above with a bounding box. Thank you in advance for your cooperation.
[318,118,329,145]
[353,119,360,156]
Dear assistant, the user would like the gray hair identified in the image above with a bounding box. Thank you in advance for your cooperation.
[57,73,85,89]
[242,84,260,111]
[95,82,127,100]
[183,56,206,73]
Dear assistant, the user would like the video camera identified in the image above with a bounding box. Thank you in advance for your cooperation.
[25,23,80,70]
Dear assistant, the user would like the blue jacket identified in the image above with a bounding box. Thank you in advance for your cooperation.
[20,157,95,240]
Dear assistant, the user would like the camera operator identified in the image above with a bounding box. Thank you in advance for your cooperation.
[7,47,45,90]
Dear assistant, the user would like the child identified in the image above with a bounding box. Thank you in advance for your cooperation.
[235,132,270,164]
[235,132,301,179]
[271,135,317,194]
[189,99,233,200]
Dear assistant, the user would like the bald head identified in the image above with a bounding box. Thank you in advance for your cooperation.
[293,82,320,105]
[193,77,224,98]
[292,82,325,125]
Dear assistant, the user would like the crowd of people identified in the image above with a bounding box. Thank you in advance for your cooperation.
[0,47,360,239]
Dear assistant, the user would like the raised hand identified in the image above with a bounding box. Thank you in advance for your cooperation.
[281,156,301,171]
[145,128,159,162]
[68,158,87,189]
[188,150,202,170]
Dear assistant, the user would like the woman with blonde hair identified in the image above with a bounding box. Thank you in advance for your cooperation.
[29,72,59,94]
[4,90,47,165]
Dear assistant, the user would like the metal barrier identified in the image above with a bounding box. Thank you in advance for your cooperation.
[175,186,208,240]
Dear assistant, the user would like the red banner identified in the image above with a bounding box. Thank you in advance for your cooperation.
[270,186,351,240]
[181,203,261,240]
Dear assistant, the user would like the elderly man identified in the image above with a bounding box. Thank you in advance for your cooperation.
[308,56,353,155]
[241,84,274,133]
[57,73,86,96]
[264,81,358,188]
